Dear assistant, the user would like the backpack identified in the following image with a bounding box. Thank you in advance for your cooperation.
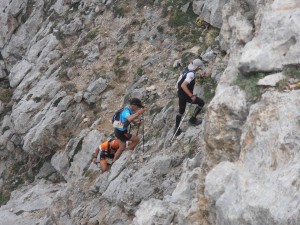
[112,108,130,129]
[177,68,194,89]
[112,108,123,124]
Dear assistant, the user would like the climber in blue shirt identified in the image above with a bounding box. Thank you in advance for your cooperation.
[113,98,146,162]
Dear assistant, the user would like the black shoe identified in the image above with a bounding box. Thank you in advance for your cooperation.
[174,128,182,136]
[189,117,202,126]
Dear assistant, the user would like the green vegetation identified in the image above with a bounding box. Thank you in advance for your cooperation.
[161,0,198,27]
[189,27,204,44]
[157,25,164,33]
[181,52,194,67]
[78,28,99,46]
[198,27,220,55]
[114,67,126,77]
[276,79,288,91]
[114,52,129,67]
[136,0,155,8]
[85,30,98,41]
[168,7,197,27]
[82,168,90,177]
[0,192,9,206]
[127,33,135,46]
[199,76,218,103]
[137,67,143,76]
[0,88,13,103]
[161,0,220,46]
[276,66,300,91]
[73,48,84,59]
[187,142,195,159]
[283,67,300,79]
[162,0,191,17]
[11,177,24,190]
[113,52,129,78]
[235,73,265,102]
[205,28,219,46]
[113,6,125,18]
[113,2,131,18]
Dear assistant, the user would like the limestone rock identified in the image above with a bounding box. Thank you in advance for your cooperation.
[66,130,103,181]
[22,92,74,157]
[27,34,59,63]
[0,101,4,115]
[238,1,300,73]
[0,0,299,225]
[1,0,46,69]
[220,2,255,51]
[193,0,228,28]
[0,0,27,48]
[133,153,205,225]
[0,61,6,79]
[8,60,32,88]
[83,78,107,104]
[205,90,300,224]
[257,72,286,86]
[60,17,83,36]
[204,86,248,162]
[0,180,64,225]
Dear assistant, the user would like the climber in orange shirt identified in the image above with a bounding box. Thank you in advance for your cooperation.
[91,138,119,173]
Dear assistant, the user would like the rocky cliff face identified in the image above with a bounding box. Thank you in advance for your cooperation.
[0,0,299,225]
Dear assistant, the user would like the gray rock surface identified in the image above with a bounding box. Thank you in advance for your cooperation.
[204,86,248,162]
[0,180,64,225]
[193,0,229,28]
[8,60,32,88]
[238,0,300,73]
[0,0,299,225]
[83,78,107,104]
[257,72,286,86]
[1,0,45,69]
[67,130,103,181]
[205,91,300,225]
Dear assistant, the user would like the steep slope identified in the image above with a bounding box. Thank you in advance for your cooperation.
[0,0,299,225]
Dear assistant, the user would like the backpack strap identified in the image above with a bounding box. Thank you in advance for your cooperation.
[178,68,194,89]
[107,139,113,149]
[120,107,131,127]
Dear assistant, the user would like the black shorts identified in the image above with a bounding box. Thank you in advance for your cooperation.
[100,150,114,160]
[114,129,132,142]
[178,91,205,115]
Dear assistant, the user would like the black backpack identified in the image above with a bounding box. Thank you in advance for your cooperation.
[112,108,124,124]
[177,68,194,89]
[112,108,130,128]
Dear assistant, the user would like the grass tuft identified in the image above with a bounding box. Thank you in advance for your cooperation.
[235,73,265,102]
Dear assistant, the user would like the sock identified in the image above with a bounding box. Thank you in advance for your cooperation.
[192,106,202,118]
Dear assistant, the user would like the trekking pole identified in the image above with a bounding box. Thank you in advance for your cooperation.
[136,123,140,136]
[142,115,145,152]
[170,104,192,143]
[128,124,132,134]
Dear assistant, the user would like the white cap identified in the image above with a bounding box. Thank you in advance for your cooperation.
[188,58,203,70]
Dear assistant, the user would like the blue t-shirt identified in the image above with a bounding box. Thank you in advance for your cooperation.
[117,106,133,131]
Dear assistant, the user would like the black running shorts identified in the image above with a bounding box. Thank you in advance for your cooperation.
[114,129,132,142]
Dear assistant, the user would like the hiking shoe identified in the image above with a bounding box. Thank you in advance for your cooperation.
[174,128,182,136]
[189,117,202,126]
